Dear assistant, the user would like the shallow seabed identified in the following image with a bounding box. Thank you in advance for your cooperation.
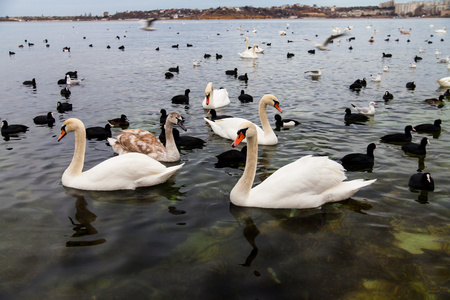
[0,18,449,299]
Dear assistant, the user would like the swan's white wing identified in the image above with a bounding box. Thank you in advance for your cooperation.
[249,155,367,208]
[63,153,182,190]
[205,117,265,142]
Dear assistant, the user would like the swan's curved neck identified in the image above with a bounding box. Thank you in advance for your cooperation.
[258,100,273,137]
[67,126,86,176]
[209,85,214,104]
[245,38,249,51]
[165,122,176,148]
[230,135,258,206]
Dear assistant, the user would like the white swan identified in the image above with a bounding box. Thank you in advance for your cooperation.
[202,82,230,109]
[204,94,281,145]
[244,37,264,53]
[57,118,183,191]
[351,101,377,115]
[239,44,258,59]
[229,122,376,209]
[305,33,346,51]
[108,112,185,162]
[434,27,446,34]
[437,76,450,87]
[332,26,341,34]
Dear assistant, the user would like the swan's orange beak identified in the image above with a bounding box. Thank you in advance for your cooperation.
[58,126,67,142]
[232,129,246,147]
[274,101,282,113]
[205,94,210,105]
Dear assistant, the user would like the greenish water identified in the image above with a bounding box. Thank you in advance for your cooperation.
[0,18,449,299]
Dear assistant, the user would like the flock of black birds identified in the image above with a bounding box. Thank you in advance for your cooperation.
[6,70,445,189]
[4,25,447,195]
[343,69,446,192]
[1,69,131,141]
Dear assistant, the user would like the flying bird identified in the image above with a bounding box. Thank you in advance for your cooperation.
[304,33,346,51]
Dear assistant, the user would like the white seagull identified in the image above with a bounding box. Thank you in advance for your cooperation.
[351,101,377,115]
[139,18,157,31]
[304,33,346,51]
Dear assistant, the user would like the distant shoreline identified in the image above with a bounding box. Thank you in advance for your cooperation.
[1,15,447,23]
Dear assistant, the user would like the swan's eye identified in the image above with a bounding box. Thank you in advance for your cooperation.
[236,128,248,137]
[61,125,66,131]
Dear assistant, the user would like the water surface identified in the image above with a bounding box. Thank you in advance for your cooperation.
[0,18,449,299]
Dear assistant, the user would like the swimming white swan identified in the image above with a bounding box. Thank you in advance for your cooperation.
[434,27,446,34]
[305,33,346,51]
[332,26,341,34]
[202,82,230,109]
[239,44,258,59]
[57,118,183,191]
[229,122,376,209]
[204,94,281,145]
[108,112,185,162]
[244,37,264,53]
[437,76,450,87]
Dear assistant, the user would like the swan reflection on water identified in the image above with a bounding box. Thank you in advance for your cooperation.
[228,198,372,268]
[65,191,106,247]
[63,179,186,246]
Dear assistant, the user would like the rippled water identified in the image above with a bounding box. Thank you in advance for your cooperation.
[0,18,449,299]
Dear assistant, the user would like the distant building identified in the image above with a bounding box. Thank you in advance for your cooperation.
[103,12,109,17]
[379,0,395,8]
[394,0,449,16]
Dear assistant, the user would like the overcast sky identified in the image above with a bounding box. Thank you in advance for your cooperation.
[1,0,392,17]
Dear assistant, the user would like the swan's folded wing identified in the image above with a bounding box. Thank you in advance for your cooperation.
[79,153,181,190]
[205,117,248,141]
[250,155,348,208]
[116,130,165,157]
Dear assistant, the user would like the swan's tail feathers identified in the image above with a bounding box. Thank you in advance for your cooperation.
[107,137,117,147]
[108,137,124,155]
[136,163,184,187]
[323,178,376,204]
[204,117,214,126]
